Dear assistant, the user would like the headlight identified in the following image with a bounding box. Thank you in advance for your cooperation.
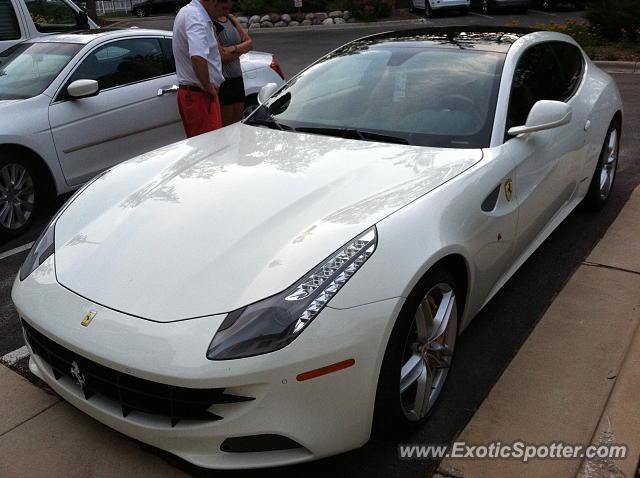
[19,219,55,281]
[19,171,108,281]
[207,227,377,360]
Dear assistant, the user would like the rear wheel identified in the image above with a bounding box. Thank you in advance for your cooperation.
[583,119,620,210]
[133,7,146,17]
[0,157,38,239]
[374,266,459,432]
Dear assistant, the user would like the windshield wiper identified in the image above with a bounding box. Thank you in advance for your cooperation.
[295,127,409,145]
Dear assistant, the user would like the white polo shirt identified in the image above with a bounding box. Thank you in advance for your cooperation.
[172,0,224,88]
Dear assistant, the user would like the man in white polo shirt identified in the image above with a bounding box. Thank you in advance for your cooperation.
[172,0,226,137]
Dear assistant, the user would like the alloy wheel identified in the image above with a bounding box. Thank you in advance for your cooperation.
[399,282,457,421]
[0,162,35,231]
[599,127,619,201]
[482,0,489,13]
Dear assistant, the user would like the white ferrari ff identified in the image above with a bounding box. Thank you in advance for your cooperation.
[12,27,622,469]
[0,28,285,238]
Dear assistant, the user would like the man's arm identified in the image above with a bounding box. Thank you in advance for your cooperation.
[191,55,218,96]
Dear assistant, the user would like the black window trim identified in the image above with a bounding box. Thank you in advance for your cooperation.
[503,40,585,142]
[52,35,176,104]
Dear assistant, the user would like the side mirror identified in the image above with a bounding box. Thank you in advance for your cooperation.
[257,82,279,105]
[67,79,99,99]
[76,11,90,29]
[508,100,572,136]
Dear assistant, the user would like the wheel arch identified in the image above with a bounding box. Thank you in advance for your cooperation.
[0,144,57,197]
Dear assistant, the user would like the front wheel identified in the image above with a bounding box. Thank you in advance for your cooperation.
[0,158,38,239]
[373,267,459,432]
[582,119,621,210]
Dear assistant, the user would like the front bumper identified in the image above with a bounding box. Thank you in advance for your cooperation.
[12,256,403,469]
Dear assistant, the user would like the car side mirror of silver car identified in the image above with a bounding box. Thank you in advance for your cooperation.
[258,82,279,105]
[508,100,572,136]
[67,79,99,99]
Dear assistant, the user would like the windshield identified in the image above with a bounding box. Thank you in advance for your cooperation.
[248,41,505,148]
[0,42,82,99]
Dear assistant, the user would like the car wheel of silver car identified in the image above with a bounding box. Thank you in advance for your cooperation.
[583,118,621,210]
[374,266,459,432]
[134,7,146,17]
[0,158,37,239]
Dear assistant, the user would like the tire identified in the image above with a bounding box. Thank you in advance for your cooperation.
[582,119,621,210]
[0,157,39,239]
[408,0,416,13]
[481,0,490,14]
[243,94,259,118]
[133,7,146,17]
[373,266,459,433]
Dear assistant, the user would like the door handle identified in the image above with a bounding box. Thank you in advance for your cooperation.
[157,85,179,96]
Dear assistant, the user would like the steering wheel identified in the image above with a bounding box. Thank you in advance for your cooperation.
[437,94,485,127]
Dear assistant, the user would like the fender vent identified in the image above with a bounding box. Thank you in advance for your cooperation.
[481,184,501,212]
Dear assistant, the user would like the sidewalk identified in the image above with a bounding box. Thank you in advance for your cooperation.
[437,186,640,478]
[1,188,639,477]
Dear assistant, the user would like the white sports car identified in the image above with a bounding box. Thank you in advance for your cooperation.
[12,27,622,469]
[0,28,285,238]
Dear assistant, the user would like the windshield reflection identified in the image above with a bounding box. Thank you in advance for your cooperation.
[0,42,82,100]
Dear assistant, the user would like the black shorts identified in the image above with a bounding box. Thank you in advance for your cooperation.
[218,76,245,106]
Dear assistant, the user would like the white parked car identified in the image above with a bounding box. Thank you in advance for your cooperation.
[13,27,622,469]
[0,0,98,55]
[409,0,471,16]
[0,28,285,237]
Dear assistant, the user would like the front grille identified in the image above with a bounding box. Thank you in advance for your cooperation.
[22,320,254,427]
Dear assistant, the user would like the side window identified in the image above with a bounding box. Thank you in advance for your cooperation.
[160,37,175,74]
[0,0,21,41]
[550,42,584,101]
[67,38,167,92]
[24,0,78,33]
[507,44,562,131]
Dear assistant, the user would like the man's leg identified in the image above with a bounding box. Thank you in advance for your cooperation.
[177,90,222,138]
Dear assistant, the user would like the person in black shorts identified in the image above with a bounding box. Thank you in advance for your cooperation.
[215,1,252,126]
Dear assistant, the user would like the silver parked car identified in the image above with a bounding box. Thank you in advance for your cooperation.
[0,28,285,238]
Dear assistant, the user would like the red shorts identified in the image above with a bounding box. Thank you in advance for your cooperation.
[177,89,222,138]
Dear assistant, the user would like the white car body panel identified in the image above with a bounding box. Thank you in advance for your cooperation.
[11,29,624,468]
[54,125,481,322]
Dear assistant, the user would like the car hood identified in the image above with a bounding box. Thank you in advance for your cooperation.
[54,123,482,322]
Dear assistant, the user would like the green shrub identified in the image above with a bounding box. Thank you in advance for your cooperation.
[346,0,391,21]
[585,0,640,41]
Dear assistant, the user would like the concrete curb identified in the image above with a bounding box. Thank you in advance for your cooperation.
[577,318,640,478]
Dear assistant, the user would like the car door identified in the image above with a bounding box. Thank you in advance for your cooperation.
[49,36,183,186]
[503,42,587,259]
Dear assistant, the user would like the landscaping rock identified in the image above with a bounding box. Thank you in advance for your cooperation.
[274,20,287,27]
[281,13,291,23]
[236,16,248,24]
[322,17,334,24]
[347,17,356,23]
[289,20,300,26]
[270,13,281,23]
[334,17,345,24]
[301,19,312,25]
[260,21,273,27]
[260,14,270,22]
[329,10,343,18]
[312,18,320,25]
[305,13,314,20]
[239,22,248,29]
[343,11,351,20]
[314,12,328,21]
[249,22,261,28]
[249,14,260,24]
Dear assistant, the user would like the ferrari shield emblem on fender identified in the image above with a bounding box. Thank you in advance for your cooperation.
[505,180,513,202]
[81,311,96,327]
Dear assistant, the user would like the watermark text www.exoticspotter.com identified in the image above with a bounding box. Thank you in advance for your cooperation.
[398,441,628,463]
